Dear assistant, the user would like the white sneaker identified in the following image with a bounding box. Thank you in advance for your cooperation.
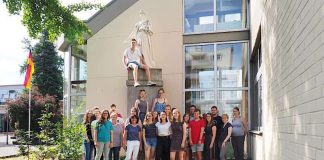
[134,82,140,87]
[147,81,156,86]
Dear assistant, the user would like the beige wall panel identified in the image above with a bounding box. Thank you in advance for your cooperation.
[87,0,183,117]
[86,77,128,116]
[250,0,263,48]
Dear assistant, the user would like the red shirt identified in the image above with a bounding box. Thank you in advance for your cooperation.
[189,119,205,144]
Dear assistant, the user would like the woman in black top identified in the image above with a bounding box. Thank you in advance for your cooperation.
[203,113,216,160]
[143,112,157,160]
[83,109,94,160]
[219,114,232,160]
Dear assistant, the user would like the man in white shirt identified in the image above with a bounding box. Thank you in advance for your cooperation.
[123,38,156,87]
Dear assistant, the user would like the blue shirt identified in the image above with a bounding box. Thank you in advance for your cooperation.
[126,124,141,141]
[95,120,113,142]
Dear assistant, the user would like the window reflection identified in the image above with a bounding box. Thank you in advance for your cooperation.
[216,0,246,30]
[185,45,215,89]
[185,91,215,114]
[184,0,214,33]
[216,43,248,88]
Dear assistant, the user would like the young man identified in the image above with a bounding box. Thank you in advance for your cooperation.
[189,108,205,160]
[123,38,156,87]
[189,105,196,120]
[109,104,124,125]
[211,105,223,160]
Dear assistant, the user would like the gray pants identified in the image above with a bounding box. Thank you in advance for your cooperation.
[95,142,110,160]
[231,136,245,160]
[219,142,229,160]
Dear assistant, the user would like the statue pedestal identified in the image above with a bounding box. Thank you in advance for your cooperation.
[126,68,163,115]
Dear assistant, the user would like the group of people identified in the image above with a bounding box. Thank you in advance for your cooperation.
[83,88,248,160]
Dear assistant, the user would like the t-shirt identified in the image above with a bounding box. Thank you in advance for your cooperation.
[125,124,141,141]
[112,123,123,147]
[85,122,93,140]
[95,120,113,142]
[143,123,157,138]
[91,119,98,130]
[219,122,233,144]
[189,119,205,144]
[124,47,142,63]
[213,115,223,140]
[156,121,171,136]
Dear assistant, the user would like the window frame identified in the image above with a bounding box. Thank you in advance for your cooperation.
[182,0,249,35]
[182,40,249,114]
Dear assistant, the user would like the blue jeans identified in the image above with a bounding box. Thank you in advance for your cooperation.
[109,146,121,160]
[84,139,94,160]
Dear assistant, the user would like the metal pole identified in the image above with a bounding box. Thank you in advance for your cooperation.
[28,88,31,138]
[6,106,9,145]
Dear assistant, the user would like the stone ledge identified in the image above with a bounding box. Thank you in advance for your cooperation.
[127,68,162,81]
[126,80,163,87]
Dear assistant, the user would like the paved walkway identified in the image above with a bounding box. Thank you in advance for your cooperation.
[0,133,20,158]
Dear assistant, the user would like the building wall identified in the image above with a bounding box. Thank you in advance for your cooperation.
[250,0,324,159]
[87,0,183,116]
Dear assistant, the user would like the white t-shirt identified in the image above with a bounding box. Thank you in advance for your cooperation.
[124,47,142,63]
[155,121,171,136]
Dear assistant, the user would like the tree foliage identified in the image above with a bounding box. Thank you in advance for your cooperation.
[3,0,102,43]
[32,31,64,99]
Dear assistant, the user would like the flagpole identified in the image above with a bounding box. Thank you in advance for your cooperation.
[28,88,31,138]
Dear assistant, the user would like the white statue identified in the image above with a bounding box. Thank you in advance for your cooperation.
[128,9,155,67]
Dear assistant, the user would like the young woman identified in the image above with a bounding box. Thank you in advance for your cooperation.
[155,111,171,160]
[93,110,114,160]
[135,90,149,123]
[124,115,142,160]
[143,112,157,160]
[125,107,142,127]
[164,104,172,122]
[203,113,216,160]
[219,114,233,160]
[231,107,248,160]
[182,114,190,160]
[109,112,123,160]
[170,109,186,160]
[153,111,159,123]
[83,109,94,160]
[152,88,168,114]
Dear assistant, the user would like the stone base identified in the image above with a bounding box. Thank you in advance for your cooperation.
[126,68,163,116]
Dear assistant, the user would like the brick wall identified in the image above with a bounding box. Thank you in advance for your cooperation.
[259,0,324,159]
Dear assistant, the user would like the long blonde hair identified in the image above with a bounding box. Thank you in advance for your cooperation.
[172,109,182,123]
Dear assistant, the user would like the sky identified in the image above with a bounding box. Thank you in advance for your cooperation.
[0,0,109,85]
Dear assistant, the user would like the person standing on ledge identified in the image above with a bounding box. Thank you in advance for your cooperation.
[123,38,156,87]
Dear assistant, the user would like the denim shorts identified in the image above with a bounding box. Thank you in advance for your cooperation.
[191,143,204,152]
[145,138,157,148]
[127,61,142,68]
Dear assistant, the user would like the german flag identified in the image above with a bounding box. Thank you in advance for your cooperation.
[24,51,34,90]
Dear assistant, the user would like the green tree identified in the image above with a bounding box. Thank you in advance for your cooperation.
[32,30,64,99]
[3,0,102,43]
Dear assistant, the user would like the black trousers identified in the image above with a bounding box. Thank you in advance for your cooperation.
[108,146,121,160]
[231,136,245,160]
[215,139,221,160]
[155,136,170,160]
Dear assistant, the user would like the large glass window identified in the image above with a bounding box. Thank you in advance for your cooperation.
[184,42,248,115]
[184,0,247,33]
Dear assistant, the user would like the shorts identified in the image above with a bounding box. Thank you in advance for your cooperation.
[191,143,204,152]
[145,138,157,148]
[127,61,142,68]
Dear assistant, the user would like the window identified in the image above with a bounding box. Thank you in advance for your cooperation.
[251,42,262,131]
[184,42,248,115]
[184,0,247,34]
